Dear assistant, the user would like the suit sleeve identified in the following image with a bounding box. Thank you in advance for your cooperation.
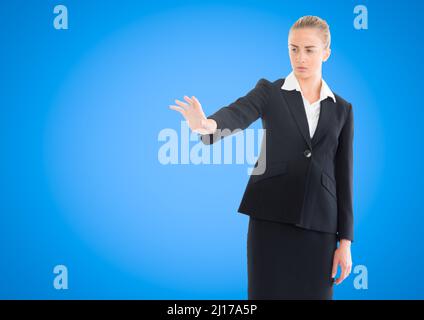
[199,78,270,145]
[335,103,354,243]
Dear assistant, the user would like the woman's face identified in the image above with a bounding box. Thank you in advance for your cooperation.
[288,27,330,80]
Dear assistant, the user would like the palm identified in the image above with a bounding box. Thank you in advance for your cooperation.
[169,95,213,134]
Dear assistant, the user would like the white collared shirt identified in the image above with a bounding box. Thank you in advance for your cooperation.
[281,71,336,138]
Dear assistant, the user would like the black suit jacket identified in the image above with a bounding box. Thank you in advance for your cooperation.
[200,78,354,242]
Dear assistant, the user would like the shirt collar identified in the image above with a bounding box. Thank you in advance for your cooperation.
[281,71,336,103]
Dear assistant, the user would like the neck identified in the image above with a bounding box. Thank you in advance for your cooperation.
[296,73,322,96]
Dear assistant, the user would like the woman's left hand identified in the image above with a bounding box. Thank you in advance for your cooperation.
[331,239,352,285]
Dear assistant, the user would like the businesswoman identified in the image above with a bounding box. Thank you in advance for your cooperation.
[169,15,354,300]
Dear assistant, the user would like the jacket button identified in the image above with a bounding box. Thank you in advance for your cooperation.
[304,149,312,158]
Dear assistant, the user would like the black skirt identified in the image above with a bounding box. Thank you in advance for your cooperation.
[247,216,338,300]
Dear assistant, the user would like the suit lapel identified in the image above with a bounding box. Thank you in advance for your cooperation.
[311,97,334,146]
[280,85,336,149]
[280,89,312,149]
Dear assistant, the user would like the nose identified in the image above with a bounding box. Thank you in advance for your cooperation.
[296,50,306,64]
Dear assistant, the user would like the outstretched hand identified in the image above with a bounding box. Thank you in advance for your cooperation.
[169,95,217,134]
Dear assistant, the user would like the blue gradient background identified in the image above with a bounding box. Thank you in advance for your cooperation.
[1,0,423,299]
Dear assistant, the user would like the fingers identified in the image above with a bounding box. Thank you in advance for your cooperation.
[184,95,202,111]
[343,259,353,282]
[345,261,352,279]
[170,95,200,118]
[191,96,201,108]
[183,95,193,104]
[334,260,350,285]
[337,262,348,285]
[169,105,186,117]
[175,99,190,110]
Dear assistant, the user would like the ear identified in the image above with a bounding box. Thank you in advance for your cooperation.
[323,47,331,62]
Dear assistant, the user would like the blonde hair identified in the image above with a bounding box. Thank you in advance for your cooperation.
[289,15,331,49]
